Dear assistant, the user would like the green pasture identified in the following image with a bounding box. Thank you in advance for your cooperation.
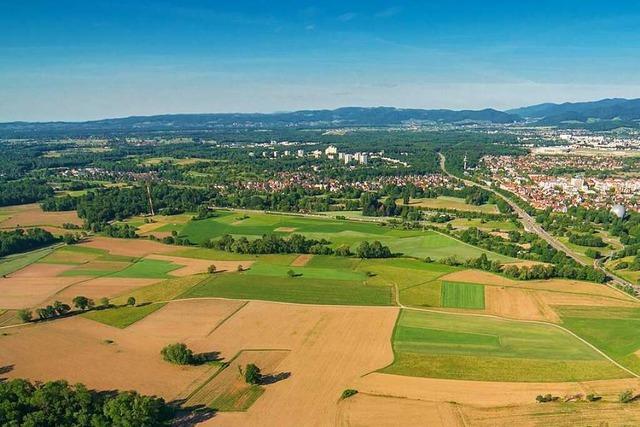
[0,245,59,276]
[170,210,514,262]
[382,309,627,382]
[557,306,640,375]
[402,196,499,214]
[111,259,181,279]
[449,217,518,231]
[82,303,166,328]
[180,271,393,306]
[245,261,366,281]
[441,281,485,309]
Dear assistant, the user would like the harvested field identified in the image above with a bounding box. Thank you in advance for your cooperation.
[337,394,462,427]
[485,286,560,322]
[186,350,289,411]
[53,277,162,302]
[0,309,19,327]
[0,316,211,400]
[441,270,516,286]
[127,299,246,341]
[195,301,399,426]
[8,262,74,278]
[290,254,313,267]
[147,254,253,276]
[0,276,90,309]
[78,237,175,257]
[274,227,296,232]
[0,204,82,228]
[353,372,640,407]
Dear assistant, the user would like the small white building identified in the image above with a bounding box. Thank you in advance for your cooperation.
[325,145,338,156]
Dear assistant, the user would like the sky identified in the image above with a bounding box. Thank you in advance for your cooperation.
[2,0,640,121]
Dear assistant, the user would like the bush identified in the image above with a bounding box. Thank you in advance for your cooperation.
[586,393,601,402]
[340,389,358,399]
[535,394,559,403]
[244,363,261,385]
[17,309,32,323]
[287,269,296,278]
[127,297,136,306]
[619,389,635,403]
[208,264,217,274]
[161,343,195,365]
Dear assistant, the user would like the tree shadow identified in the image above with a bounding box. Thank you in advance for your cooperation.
[169,403,217,426]
[194,351,222,364]
[258,371,291,385]
[0,364,14,381]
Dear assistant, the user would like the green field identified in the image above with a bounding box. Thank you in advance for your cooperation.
[82,303,166,328]
[441,281,485,309]
[0,245,59,276]
[382,309,627,382]
[557,306,640,375]
[111,259,180,279]
[166,210,514,262]
[180,271,392,306]
[449,217,518,231]
[402,196,499,214]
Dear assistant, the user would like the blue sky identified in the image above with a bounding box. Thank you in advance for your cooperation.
[2,0,640,121]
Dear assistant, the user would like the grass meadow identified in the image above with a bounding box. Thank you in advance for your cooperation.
[440,281,485,309]
[382,309,627,382]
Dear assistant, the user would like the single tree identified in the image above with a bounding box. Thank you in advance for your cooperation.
[73,296,90,311]
[127,297,136,307]
[208,264,217,274]
[244,363,261,385]
[287,269,296,278]
[17,309,32,323]
[237,264,243,272]
[160,343,195,365]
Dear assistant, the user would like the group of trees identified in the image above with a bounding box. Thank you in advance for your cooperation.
[0,379,173,426]
[568,232,606,248]
[0,228,57,258]
[20,295,134,323]
[355,241,392,258]
[206,233,333,255]
[0,179,54,207]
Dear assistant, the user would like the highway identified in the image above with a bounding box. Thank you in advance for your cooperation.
[438,153,638,298]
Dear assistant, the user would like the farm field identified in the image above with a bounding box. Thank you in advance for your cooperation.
[382,309,628,382]
[449,217,518,231]
[153,209,515,262]
[400,196,500,213]
[440,281,485,309]
[0,203,82,229]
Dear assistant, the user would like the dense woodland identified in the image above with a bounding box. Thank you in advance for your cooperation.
[0,379,174,426]
[0,228,57,257]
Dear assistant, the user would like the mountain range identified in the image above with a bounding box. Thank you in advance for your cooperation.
[2,98,640,136]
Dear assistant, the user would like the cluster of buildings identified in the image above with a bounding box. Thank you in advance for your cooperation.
[482,155,640,212]
[251,145,369,165]
[238,172,452,194]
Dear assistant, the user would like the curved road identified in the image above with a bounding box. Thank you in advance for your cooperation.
[438,153,638,299]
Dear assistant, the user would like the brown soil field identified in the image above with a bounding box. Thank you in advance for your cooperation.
[442,270,636,304]
[136,222,167,234]
[195,301,399,426]
[273,227,296,232]
[146,254,252,276]
[337,394,462,427]
[0,276,90,309]
[127,299,246,341]
[185,350,289,409]
[0,316,211,400]
[8,262,74,278]
[290,254,313,267]
[51,277,162,302]
[442,270,517,286]
[78,237,176,257]
[0,204,82,228]
[485,286,560,323]
[352,373,640,408]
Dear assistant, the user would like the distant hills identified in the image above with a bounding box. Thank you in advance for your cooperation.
[0,107,519,137]
[2,99,640,136]
[508,98,640,128]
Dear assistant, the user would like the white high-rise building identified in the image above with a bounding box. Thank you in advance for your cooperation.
[297,149,305,157]
[325,145,338,156]
[344,154,353,164]
[359,153,368,164]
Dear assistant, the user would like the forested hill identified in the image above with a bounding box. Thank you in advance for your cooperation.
[507,98,640,128]
[0,107,520,137]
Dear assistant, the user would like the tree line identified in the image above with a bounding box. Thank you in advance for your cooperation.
[0,228,57,258]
